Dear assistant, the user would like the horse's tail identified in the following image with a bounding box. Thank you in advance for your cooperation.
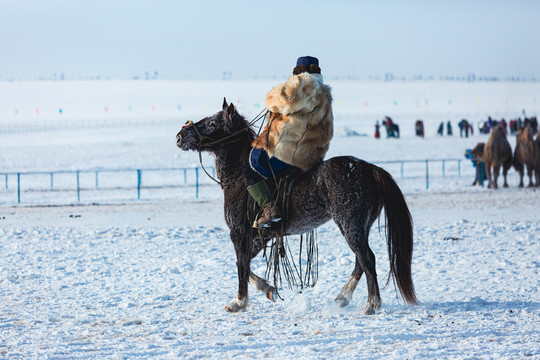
[372,166,418,305]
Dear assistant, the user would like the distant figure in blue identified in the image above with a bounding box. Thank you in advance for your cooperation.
[437,122,444,136]
[487,116,494,132]
[465,143,486,186]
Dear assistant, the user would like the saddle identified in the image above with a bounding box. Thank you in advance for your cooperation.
[248,169,302,230]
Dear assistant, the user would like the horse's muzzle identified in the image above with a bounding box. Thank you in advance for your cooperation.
[176,131,185,149]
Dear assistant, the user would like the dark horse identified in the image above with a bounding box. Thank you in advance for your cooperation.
[176,99,417,314]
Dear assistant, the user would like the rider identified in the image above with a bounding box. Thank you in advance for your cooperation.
[244,56,334,228]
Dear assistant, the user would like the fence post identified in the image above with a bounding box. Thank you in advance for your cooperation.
[184,168,187,184]
[137,169,142,200]
[17,173,20,203]
[195,168,199,199]
[400,161,404,178]
[95,171,99,188]
[442,160,446,177]
[50,173,54,189]
[76,171,80,202]
[425,160,429,190]
[5,174,8,190]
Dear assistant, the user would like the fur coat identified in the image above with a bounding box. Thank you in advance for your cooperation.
[252,73,333,172]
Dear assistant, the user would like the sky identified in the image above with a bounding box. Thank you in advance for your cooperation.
[1,0,539,81]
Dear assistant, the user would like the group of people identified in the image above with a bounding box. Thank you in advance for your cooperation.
[373,119,473,138]
[372,116,539,139]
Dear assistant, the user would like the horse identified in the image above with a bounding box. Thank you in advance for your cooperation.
[514,125,539,187]
[481,125,513,189]
[382,118,400,138]
[176,99,417,315]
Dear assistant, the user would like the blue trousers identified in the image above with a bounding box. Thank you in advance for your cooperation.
[246,148,296,185]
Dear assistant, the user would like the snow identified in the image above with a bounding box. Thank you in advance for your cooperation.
[0,80,539,359]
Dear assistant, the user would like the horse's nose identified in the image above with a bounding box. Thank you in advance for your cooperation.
[176,131,184,146]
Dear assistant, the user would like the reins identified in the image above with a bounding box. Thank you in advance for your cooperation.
[183,108,269,187]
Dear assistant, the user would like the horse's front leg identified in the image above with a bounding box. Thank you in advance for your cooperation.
[248,237,276,302]
[225,231,251,312]
[249,271,277,302]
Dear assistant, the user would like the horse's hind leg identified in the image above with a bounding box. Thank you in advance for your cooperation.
[335,259,363,308]
[357,246,381,315]
[335,222,381,315]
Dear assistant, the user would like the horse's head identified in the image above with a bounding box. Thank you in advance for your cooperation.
[176,98,253,152]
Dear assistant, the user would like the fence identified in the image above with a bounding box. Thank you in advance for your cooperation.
[0,159,473,205]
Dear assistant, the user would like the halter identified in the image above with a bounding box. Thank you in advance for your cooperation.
[180,108,268,187]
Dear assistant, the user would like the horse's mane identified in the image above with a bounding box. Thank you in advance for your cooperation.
[233,109,260,145]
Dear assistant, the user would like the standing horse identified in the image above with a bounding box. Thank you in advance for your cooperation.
[176,99,417,314]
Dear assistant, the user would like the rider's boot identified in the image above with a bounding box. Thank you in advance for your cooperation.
[247,181,282,228]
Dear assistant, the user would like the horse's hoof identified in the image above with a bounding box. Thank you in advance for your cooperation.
[335,296,350,308]
[361,304,376,315]
[266,288,277,302]
[224,297,248,312]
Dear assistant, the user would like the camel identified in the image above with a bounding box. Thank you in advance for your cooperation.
[478,125,513,189]
[514,125,539,187]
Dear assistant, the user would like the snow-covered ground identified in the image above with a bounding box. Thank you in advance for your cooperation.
[0,80,539,359]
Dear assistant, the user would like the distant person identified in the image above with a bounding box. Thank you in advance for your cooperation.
[374,120,380,139]
[509,119,517,135]
[415,120,424,138]
[437,122,444,136]
[458,119,470,138]
[500,119,508,135]
[447,121,453,136]
[465,144,485,186]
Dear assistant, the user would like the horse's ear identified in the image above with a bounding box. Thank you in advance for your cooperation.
[223,103,235,123]
[222,97,228,112]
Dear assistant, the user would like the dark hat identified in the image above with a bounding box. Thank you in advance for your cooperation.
[296,56,319,67]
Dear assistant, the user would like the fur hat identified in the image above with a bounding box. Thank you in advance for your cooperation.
[293,56,321,75]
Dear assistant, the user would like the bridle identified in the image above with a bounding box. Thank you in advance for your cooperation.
[179,108,268,187]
